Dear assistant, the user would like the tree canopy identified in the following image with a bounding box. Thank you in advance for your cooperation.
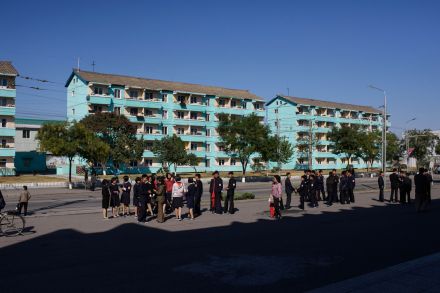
[356,130,381,170]
[406,129,439,167]
[152,134,188,172]
[328,125,362,168]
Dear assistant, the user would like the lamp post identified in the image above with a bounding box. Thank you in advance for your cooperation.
[404,118,416,166]
[369,85,387,173]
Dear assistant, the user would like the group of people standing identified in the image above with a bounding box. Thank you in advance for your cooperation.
[101,171,237,223]
[269,169,357,219]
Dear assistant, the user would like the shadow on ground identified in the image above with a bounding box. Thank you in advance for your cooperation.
[0,200,439,293]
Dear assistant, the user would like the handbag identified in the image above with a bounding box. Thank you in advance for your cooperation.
[268,194,274,203]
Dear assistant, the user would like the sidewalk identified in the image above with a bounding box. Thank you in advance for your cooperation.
[308,252,440,292]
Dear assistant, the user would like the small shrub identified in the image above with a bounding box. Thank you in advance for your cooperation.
[234,192,256,200]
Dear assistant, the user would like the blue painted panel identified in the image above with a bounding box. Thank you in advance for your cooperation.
[0,88,16,98]
[0,107,15,116]
[0,128,15,136]
[0,148,15,156]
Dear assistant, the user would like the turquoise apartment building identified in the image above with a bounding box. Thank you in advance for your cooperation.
[0,61,18,176]
[266,95,386,170]
[65,69,265,174]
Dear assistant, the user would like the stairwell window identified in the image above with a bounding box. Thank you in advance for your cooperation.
[22,130,30,139]
[114,89,121,98]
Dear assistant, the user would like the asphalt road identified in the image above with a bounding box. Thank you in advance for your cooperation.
[0,180,439,293]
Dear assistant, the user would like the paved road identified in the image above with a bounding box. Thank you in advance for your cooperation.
[0,181,439,292]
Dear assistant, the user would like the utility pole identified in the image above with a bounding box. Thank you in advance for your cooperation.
[276,104,281,175]
[369,85,387,174]
[92,60,96,72]
[77,57,80,71]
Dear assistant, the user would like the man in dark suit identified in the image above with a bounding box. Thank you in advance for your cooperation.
[347,170,356,203]
[284,172,295,209]
[414,168,429,212]
[194,173,203,217]
[389,168,400,202]
[316,170,325,201]
[224,171,236,214]
[378,171,385,202]
[209,171,223,214]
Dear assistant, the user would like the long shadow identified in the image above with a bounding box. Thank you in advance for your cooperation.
[28,199,87,214]
[0,199,439,293]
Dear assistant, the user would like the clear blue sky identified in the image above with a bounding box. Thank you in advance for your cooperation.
[2,0,439,133]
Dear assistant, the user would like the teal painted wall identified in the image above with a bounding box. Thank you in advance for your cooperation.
[15,152,47,174]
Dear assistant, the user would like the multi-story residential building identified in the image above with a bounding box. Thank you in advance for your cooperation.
[15,118,64,174]
[65,69,265,174]
[266,95,386,170]
[0,61,18,176]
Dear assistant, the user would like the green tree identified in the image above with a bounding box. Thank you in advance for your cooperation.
[259,135,294,171]
[80,113,144,170]
[386,132,402,163]
[37,122,107,183]
[406,129,439,167]
[152,134,188,172]
[186,153,201,173]
[435,143,440,156]
[217,113,270,176]
[328,125,362,168]
[357,130,381,171]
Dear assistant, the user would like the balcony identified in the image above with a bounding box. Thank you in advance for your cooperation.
[128,115,161,124]
[0,88,16,98]
[136,133,163,141]
[124,99,163,109]
[0,107,15,116]
[87,95,111,105]
[0,147,15,157]
[0,128,15,136]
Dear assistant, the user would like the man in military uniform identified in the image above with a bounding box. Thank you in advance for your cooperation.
[284,172,295,209]
[378,171,385,202]
[389,168,400,203]
[347,170,356,203]
[209,171,223,214]
[224,171,237,214]
[316,170,325,201]
[326,170,335,205]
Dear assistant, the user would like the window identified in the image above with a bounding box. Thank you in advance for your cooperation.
[144,159,153,167]
[206,144,211,152]
[177,128,184,135]
[231,100,237,107]
[218,144,225,151]
[145,92,153,100]
[231,158,236,166]
[0,159,6,167]
[206,114,210,121]
[162,110,168,119]
[94,87,103,95]
[274,121,278,127]
[177,111,184,119]
[218,99,225,107]
[190,128,198,135]
[1,140,6,148]
[114,107,121,115]
[178,95,186,104]
[190,96,197,104]
[255,103,260,110]
[93,105,102,113]
[144,126,154,134]
[0,98,6,107]
[274,109,278,114]
[206,129,211,136]
[218,159,225,166]
[190,112,198,120]
[191,143,198,151]
[162,94,167,102]
[0,79,7,87]
[205,159,210,167]
[144,109,153,117]
[130,90,138,99]
[129,160,138,167]
[242,101,247,109]
[162,126,168,135]
[114,89,121,98]
[145,142,153,150]
[22,130,30,138]
[130,108,139,116]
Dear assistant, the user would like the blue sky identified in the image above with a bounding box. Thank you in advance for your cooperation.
[2,0,439,133]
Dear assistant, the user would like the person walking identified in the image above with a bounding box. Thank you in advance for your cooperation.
[172,176,186,221]
[271,175,283,219]
[155,176,166,223]
[194,174,203,217]
[224,171,237,214]
[101,179,110,219]
[389,168,400,203]
[209,171,223,214]
[186,178,196,220]
[17,186,31,216]
[132,177,141,218]
[120,175,131,216]
[285,172,295,209]
[414,168,429,212]
[109,177,120,218]
[378,171,385,202]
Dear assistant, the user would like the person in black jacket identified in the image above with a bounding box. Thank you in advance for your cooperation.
[132,177,141,218]
[414,168,429,212]
[340,171,349,204]
[194,174,203,217]
[101,179,110,219]
[224,171,237,214]
[326,171,335,205]
[137,174,150,222]
[347,170,356,203]
[297,175,307,210]
[316,170,325,201]
[400,172,412,204]
[308,174,318,207]
[209,171,223,214]
[425,169,433,203]
[186,178,197,220]
[378,171,385,202]
[284,172,295,209]
[389,168,400,203]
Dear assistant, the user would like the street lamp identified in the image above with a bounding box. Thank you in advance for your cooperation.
[369,85,388,173]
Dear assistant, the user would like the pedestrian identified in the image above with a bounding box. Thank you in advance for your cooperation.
[224,171,237,214]
[17,186,31,216]
[90,171,97,191]
[297,175,307,210]
[271,175,283,219]
[109,177,120,218]
[84,169,89,189]
[101,179,110,219]
[309,174,318,207]
[389,168,400,203]
[172,176,186,221]
[186,177,196,220]
[316,170,325,201]
[194,173,203,217]
[155,176,166,223]
[347,170,356,203]
[164,173,174,214]
[209,171,223,214]
[340,171,349,204]
[132,177,141,218]
[378,171,384,202]
[120,175,131,216]
[326,171,335,205]
[332,169,339,202]
[403,172,412,204]
[145,175,155,217]
[137,174,149,222]
[414,168,429,212]
[285,172,295,209]
[0,190,5,212]
[425,169,433,203]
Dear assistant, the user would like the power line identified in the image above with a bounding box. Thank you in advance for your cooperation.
[17,75,65,85]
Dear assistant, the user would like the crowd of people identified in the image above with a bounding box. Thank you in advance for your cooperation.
[100,171,237,223]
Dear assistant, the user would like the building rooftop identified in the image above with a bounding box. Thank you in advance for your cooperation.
[0,61,19,76]
[272,95,381,114]
[68,69,264,101]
